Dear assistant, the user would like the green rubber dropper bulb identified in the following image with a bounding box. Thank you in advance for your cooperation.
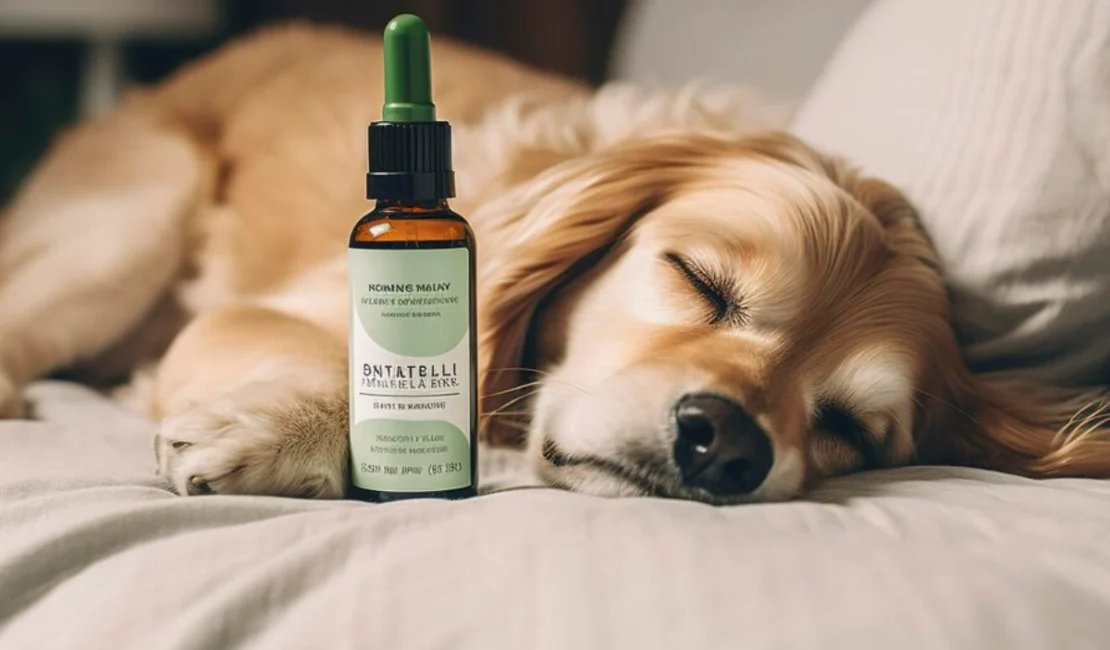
[381,14,436,122]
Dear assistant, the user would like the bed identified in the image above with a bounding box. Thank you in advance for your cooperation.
[3,381,1110,650]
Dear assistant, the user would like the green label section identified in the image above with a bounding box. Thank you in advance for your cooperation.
[350,419,471,492]
[349,248,469,357]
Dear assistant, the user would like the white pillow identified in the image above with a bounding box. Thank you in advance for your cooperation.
[791,0,1110,387]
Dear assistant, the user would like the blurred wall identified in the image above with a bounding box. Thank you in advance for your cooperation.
[2,0,877,205]
[0,0,628,205]
[611,0,873,104]
[224,0,627,86]
[0,40,82,205]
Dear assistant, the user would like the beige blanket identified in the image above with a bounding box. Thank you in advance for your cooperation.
[2,382,1110,650]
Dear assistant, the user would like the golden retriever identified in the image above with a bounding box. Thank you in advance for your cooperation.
[1,24,1107,503]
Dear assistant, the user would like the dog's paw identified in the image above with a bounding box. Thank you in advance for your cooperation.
[156,382,348,498]
[0,374,26,419]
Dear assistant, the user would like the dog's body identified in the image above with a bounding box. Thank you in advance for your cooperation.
[1,24,1108,502]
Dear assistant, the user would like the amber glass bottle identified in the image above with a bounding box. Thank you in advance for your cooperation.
[347,15,478,503]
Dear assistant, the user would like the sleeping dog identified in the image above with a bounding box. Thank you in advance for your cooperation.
[1,24,1107,503]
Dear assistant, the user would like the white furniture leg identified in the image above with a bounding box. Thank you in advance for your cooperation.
[81,37,123,116]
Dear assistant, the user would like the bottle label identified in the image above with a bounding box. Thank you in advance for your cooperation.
[348,247,473,492]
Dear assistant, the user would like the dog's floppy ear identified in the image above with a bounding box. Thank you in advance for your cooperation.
[476,134,732,445]
[795,142,1110,479]
[913,362,1110,479]
[827,162,1110,478]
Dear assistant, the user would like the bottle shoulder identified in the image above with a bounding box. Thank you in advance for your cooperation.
[350,205,472,247]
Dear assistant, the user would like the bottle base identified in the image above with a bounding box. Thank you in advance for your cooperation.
[347,484,477,503]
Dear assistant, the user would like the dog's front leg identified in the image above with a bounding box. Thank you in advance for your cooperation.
[153,306,349,498]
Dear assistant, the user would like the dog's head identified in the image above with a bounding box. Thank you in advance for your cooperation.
[475,129,1102,503]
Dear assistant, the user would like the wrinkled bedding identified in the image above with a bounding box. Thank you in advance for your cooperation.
[2,382,1110,650]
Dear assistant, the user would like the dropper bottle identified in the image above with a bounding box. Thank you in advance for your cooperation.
[347,14,478,503]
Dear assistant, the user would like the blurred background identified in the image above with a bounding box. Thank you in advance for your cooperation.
[0,0,872,205]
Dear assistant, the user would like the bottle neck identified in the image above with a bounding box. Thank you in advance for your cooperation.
[373,199,450,214]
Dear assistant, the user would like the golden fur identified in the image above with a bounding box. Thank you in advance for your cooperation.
[0,24,1107,502]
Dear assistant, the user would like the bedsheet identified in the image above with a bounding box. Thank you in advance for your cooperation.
[2,382,1110,650]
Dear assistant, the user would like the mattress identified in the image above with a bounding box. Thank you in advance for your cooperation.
[2,381,1109,650]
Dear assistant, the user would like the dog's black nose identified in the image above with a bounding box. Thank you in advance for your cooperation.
[673,393,773,496]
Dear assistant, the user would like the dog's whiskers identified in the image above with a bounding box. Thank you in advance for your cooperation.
[1056,397,1110,446]
[481,377,593,419]
[481,381,544,400]
[488,366,556,378]
[481,389,541,419]
[482,417,531,432]
[912,390,986,431]
[486,367,591,395]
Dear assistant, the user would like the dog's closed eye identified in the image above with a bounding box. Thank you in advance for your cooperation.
[663,252,747,326]
[813,402,881,470]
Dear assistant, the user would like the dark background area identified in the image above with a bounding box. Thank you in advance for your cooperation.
[0,0,628,205]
